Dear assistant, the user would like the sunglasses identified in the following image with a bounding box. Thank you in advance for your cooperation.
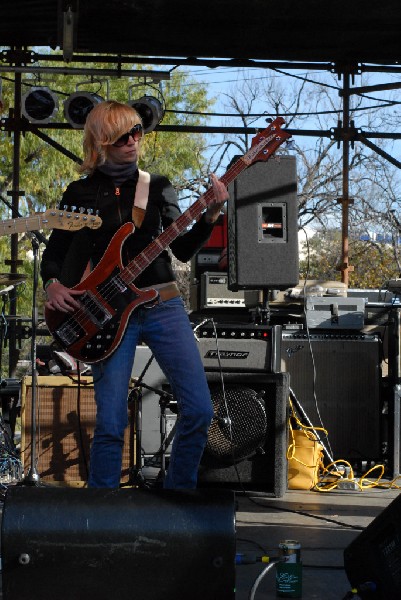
[112,123,143,147]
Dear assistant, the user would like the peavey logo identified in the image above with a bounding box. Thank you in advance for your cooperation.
[204,350,249,360]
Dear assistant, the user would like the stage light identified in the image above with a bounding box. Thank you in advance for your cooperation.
[128,95,164,133]
[21,87,59,124]
[63,91,104,129]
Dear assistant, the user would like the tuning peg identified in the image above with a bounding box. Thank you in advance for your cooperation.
[70,206,77,213]
[265,117,273,124]
[286,140,296,150]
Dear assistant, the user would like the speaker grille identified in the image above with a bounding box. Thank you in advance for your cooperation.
[198,372,289,497]
[21,376,136,485]
[204,384,267,465]
[281,332,382,462]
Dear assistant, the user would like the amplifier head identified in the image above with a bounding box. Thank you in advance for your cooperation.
[197,323,282,373]
[200,272,259,309]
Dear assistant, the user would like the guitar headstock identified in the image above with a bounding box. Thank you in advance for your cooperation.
[42,208,102,231]
[243,117,292,166]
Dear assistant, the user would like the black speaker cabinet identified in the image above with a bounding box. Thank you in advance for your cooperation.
[227,155,299,290]
[198,371,289,497]
[344,493,401,599]
[281,330,382,464]
[21,376,136,485]
[1,487,236,600]
[134,347,289,496]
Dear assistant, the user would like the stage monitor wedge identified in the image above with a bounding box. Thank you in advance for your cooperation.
[227,155,299,290]
[2,487,236,600]
[344,492,401,600]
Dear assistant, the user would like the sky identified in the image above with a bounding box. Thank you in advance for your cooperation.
[169,63,401,171]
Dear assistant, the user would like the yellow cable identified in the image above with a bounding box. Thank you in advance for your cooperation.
[287,398,401,492]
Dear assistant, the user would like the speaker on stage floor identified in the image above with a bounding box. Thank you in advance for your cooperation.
[21,376,136,485]
[281,331,382,464]
[133,348,289,496]
[1,486,236,600]
[227,155,299,291]
[198,371,289,497]
[344,493,401,599]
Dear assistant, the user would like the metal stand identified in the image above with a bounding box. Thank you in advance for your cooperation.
[393,386,401,477]
[156,389,177,483]
[125,354,175,488]
[388,306,401,478]
[123,384,147,488]
[123,351,156,488]
[21,233,43,485]
[0,292,8,382]
[250,289,271,325]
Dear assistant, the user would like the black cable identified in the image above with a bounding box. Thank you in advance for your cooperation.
[198,317,252,491]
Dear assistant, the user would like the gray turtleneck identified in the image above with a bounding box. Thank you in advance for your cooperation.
[97,160,138,187]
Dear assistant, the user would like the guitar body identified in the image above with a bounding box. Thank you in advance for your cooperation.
[44,222,159,363]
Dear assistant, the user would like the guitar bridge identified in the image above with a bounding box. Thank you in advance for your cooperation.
[55,321,84,347]
[79,291,113,328]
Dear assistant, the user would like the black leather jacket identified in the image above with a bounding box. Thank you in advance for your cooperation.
[40,169,214,288]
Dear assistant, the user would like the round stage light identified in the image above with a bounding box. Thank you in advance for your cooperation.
[21,87,59,124]
[63,92,104,129]
[128,95,164,134]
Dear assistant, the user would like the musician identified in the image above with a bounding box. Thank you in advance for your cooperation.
[40,100,228,489]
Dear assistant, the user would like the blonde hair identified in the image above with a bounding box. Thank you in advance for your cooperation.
[78,100,143,175]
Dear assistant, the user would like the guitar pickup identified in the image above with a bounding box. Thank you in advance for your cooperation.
[55,321,84,347]
[110,276,127,294]
[79,291,113,328]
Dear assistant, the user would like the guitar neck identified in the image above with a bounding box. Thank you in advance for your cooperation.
[0,215,46,236]
[123,156,249,282]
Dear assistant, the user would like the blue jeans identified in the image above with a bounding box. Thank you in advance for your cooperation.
[89,296,213,489]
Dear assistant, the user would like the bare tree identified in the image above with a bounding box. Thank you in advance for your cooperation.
[204,70,401,282]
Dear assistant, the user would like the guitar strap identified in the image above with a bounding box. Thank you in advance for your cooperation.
[79,170,151,283]
[132,169,150,228]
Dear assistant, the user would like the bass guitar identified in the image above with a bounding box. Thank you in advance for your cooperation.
[0,208,102,236]
[45,117,291,363]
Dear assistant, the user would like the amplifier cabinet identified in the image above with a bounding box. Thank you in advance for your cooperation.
[21,376,136,485]
[281,330,382,463]
[198,371,289,497]
[132,347,288,495]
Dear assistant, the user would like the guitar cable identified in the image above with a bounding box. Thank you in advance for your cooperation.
[194,317,243,480]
